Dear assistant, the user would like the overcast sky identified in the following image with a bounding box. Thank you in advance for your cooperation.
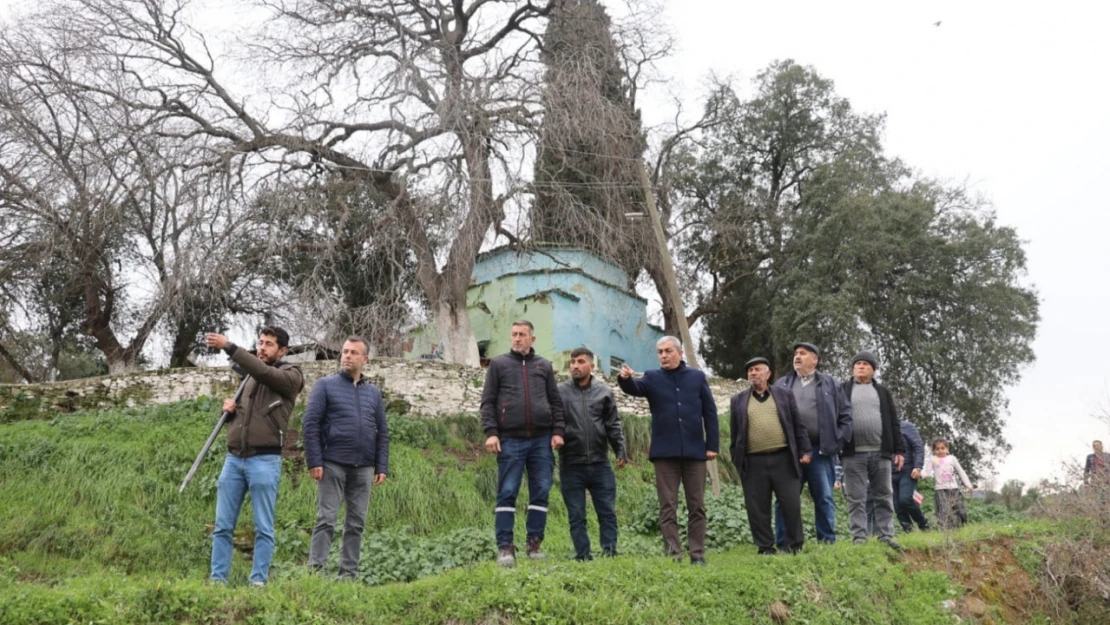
[2,0,1106,486]
[639,0,1110,486]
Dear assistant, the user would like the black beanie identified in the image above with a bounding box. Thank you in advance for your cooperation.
[852,351,879,371]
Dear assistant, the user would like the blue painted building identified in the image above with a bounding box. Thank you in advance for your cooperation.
[405,246,665,373]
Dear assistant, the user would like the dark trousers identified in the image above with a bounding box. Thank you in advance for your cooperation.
[653,458,707,559]
[891,469,929,530]
[560,461,618,560]
[741,450,803,553]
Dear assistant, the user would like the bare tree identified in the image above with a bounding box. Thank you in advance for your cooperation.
[0,18,247,373]
[10,0,570,366]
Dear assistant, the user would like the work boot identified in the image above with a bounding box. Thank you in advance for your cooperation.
[880,538,904,552]
[496,545,516,568]
[526,539,545,560]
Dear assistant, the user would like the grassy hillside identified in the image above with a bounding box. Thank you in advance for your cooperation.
[0,398,1073,624]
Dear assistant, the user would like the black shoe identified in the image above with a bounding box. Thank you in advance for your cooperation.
[574,554,593,562]
[601,548,617,558]
[880,538,904,552]
[757,549,777,556]
[690,557,707,566]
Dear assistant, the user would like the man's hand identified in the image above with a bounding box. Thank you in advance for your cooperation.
[617,458,628,469]
[551,435,564,450]
[800,454,812,465]
[618,363,634,379]
[309,466,323,481]
[485,435,501,454]
[834,481,842,491]
[222,398,236,414]
[911,468,921,480]
[893,454,905,472]
[206,333,230,350]
[374,473,387,486]
[706,451,718,460]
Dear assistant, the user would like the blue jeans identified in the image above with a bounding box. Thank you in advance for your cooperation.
[560,461,618,560]
[776,452,837,546]
[210,454,282,584]
[495,436,553,548]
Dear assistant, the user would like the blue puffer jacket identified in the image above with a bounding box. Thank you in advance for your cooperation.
[775,370,852,456]
[302,371,390,474]
[617,362,719,461]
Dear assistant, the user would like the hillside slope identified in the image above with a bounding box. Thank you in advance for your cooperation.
[0,399,1062,624]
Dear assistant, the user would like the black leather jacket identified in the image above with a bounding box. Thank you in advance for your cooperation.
[558,378,626,465]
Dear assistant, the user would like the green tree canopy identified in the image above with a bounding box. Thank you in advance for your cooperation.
[681,60,1038,476]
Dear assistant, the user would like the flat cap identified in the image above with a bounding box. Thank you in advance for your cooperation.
[744,357,772,371]
[792,342,820,357]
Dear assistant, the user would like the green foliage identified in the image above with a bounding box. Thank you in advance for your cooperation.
[685,60,1038,476]
[0,392,42,423]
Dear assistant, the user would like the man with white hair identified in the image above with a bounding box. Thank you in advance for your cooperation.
[618,336,719,565]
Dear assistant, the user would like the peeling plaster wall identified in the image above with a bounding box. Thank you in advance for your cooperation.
[0,359,750,420]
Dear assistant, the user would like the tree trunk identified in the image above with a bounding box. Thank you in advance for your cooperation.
[0,341,38,383]
[433,299,480,367]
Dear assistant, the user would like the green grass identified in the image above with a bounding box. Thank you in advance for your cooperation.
[0,398,1059,623]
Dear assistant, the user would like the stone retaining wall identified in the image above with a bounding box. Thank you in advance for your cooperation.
[0,358,749,418]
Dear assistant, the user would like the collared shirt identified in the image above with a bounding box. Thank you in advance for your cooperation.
[799,372,816,387]
[753,388,771,403]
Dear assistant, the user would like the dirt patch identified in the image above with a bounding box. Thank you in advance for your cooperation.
[904,537,1047,624]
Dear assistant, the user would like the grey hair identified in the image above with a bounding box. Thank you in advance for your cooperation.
[511,319,535,336]
[656,335,683,351]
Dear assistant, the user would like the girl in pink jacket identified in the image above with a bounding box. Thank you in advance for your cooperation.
[923,439,974,529]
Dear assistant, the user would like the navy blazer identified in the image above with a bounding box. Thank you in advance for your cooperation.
[618,362,719,461]
[729,386,813,478]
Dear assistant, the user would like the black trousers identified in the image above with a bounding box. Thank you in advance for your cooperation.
[741,450,803,553]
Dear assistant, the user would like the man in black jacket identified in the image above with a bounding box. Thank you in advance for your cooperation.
[841,351,905,550]
[558,347,627,561]
[730,358,812,554]
[480,320,565,567]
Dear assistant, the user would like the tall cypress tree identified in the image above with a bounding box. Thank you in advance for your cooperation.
[532,0,647,279]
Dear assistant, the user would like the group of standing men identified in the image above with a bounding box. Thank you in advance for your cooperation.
[201,320,936,584]
[204,330,390,585]
[478,321,933,565]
